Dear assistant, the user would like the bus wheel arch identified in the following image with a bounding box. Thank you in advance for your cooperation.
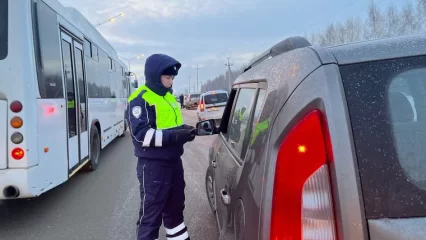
[84,120,101,172]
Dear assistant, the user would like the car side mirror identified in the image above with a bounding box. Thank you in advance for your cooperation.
[196,119,219,136]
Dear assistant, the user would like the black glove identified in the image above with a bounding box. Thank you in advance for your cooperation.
[182,124,195,130]
[170,128,197,145]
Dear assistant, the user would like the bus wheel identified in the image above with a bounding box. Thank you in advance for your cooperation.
[84,127,100,171]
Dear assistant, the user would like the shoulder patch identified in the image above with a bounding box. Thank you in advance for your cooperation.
[132,106,142,118]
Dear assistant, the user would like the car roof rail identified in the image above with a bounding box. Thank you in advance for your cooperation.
[243,36,312,72]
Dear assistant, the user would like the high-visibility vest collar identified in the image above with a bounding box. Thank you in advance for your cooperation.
[129,85,183,130]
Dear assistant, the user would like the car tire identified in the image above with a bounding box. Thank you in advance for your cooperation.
[205,166,217,213]
[83,126,100,172]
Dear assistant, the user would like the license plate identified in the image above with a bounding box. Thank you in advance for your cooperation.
[209,107,218,111]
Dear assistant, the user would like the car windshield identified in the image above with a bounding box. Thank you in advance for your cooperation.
[0,0,8,60]
[340,55,426,218]
[204,93,227,105]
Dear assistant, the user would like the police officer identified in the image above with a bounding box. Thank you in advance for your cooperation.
[127,54,196,240]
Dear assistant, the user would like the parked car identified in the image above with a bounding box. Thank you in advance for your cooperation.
[196,90,228,126]
[185,93,201,109]
[195,35,426,240]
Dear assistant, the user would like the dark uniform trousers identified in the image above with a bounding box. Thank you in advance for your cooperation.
[136,157,189,240]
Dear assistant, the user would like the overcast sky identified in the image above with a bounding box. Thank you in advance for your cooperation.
[58,0,407,94]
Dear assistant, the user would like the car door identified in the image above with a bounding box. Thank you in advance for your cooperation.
[213,83,258,236]
[230,86,267,240]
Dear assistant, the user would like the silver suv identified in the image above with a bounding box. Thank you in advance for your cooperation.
[196,35,426,240]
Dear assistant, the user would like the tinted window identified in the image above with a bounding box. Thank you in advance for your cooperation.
[0,0,7,60]
[251,89,266,130]
[98,49,111,98]
[109,57,113,70]
[34,1,64,98]
[61,40,77,137]
[204,93,228,104]
[84,39,91,57]
[74,48,87,132]
[190,94,200,100]
[227,88,257,158]
[341,55,426,218]
[91,45,98,61]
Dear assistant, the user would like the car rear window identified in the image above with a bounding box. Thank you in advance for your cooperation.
[0,0,8,60]
[340,55,426,218]
[190,94,200,100]
[204,93,228,104]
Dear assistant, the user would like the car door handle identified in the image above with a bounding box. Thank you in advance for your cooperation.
[220,189,231,206]
[211,159,217,168]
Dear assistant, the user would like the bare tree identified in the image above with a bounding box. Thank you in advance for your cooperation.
[202,0,426,92]
[364,0,385,39]
[400,3,419,35]
[384,4,400,37]
[417,0,426,31]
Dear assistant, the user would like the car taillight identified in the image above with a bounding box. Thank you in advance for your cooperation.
[270,109,336,240]
[10,101,23,113]
[11,147,25,160]
[200,103,204,112]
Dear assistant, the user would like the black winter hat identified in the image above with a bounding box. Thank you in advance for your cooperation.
[162,64,180,76]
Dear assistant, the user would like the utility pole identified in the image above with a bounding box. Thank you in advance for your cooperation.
[195,65,201,92]
[225,57,233,91]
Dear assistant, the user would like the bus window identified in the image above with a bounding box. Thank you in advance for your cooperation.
[61,40,77,137]
[74,48,87,132]
[91,45,98,61]
[34,1,64,98]
[84,39,91,57]
[0,0,7,60]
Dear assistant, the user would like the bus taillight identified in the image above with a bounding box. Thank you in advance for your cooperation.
[10,117,23,128]
[11,148,25,160]
[11,132,23,144]
[10,101,23,113]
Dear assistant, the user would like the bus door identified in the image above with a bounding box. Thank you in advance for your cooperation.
[60,31,89,173]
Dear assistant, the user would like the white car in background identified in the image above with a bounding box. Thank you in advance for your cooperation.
[196,90,228,127]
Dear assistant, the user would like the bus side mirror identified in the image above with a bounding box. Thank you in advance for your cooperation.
[132,80,138,88]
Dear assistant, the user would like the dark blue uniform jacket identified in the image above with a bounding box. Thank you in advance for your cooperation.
[127,54,184,160]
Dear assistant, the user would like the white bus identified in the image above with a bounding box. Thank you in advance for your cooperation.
[0,0,131,199]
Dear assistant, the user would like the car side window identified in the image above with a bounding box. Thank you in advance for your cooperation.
[227,88,257,158]
[247,89,267,148]
[252,89,266,129]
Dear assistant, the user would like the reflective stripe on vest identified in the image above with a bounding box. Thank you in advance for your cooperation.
[128,85,183,130]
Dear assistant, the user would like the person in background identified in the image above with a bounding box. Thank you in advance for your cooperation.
[127,53,196,240]
[179,93,184,109]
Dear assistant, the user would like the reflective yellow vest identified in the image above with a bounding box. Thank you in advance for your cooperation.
[250,119,269,145]
[128,85,183,129]
[67,100,75,108]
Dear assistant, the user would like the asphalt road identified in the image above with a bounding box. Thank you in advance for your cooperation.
[0,110,219,240]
